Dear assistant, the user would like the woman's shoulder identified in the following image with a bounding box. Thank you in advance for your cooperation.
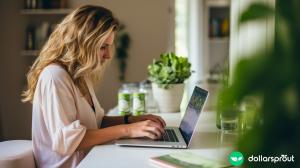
[39,63,73,84]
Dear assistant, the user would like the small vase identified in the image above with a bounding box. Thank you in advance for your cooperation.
[152,83,184,113]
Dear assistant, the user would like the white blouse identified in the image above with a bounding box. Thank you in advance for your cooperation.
[32,64,105,168]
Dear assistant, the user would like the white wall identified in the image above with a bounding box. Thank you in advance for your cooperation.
[229,0,275,78]
[181,0,205,108]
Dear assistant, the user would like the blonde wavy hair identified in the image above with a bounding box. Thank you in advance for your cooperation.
[22,5,119,103]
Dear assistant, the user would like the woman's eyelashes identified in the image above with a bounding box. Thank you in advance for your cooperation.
[100,44,109,51]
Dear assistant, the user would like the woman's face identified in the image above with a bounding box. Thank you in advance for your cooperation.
[99,32,115,64]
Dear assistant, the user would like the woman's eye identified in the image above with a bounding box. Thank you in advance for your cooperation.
[100,45,109,50]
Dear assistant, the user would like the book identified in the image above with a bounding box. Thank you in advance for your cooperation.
[149,152,229,168]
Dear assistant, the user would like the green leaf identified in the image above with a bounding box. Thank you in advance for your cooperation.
[147,52,192,88]
[239,3,274,23]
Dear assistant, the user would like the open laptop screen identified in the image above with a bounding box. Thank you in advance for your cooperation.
[179,86,208,145]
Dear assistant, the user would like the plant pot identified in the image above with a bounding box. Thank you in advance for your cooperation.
[152,83,184,113]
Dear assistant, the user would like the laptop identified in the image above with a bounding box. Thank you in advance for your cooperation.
[115,86,208,149]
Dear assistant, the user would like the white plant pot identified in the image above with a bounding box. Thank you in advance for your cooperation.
[152,83,184,113]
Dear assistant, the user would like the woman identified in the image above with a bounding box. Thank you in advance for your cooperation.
[22,5,165,168]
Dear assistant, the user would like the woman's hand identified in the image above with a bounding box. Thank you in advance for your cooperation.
[129,114,166,128]
[124,120,165,140]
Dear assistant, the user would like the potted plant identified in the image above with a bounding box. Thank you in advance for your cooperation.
[148,52,191,112]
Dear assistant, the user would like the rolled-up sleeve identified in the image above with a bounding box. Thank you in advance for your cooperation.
[40,70,86,155]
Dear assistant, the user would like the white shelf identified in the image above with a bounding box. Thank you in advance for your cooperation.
[206,0,230,7]
[209,37,229,44]
[20,9,72,15]
[21,50,39,56]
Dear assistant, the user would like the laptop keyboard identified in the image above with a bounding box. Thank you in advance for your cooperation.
[156,129,179,142]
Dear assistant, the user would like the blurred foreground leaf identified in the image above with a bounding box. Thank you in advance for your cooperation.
[218,0,300,167]
[239,3,274,23]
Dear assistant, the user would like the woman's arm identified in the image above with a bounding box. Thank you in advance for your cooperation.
[77,125,126,150]
[100,114,166,128]
[100,116,126,128]
[77,120,165,151]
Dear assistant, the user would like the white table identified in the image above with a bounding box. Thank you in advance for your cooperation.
[77,111,237,168]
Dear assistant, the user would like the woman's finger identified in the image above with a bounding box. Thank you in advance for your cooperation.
[143,126,162,139]
[148,115,166,128]
[145,120,165,134]
[144,131,157,140]
[156,116,166,127]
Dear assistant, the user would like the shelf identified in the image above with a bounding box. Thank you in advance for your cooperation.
[21,50,39,56]
[209,37,229,43]
[206,0,230,7]
[20,9,72,15]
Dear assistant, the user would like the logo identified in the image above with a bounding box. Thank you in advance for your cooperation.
[229,151,244,166]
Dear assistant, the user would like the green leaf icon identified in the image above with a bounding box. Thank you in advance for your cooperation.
[229,151,244,166]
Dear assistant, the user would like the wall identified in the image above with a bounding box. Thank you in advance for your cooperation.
[186,0,205,96]
[0,0,174,140]
[0,0,32,140]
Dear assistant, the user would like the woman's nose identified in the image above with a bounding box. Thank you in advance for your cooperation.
[103,52,110,59]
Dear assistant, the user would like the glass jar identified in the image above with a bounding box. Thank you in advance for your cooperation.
[139,81,158,113]
[132,92,146,116]
[118,82,139,115]
[118,86,131,116]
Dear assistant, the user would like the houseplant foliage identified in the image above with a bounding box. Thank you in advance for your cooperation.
[219,1,299,167]
[148,52,192,112]
[115,24,130,81]
[148,52,191,89]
